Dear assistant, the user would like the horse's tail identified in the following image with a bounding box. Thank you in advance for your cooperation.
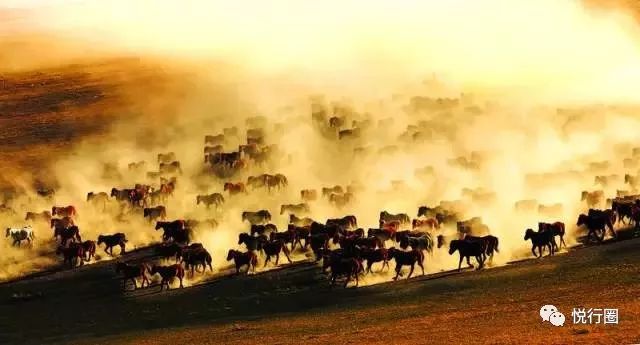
[493,237,499,253]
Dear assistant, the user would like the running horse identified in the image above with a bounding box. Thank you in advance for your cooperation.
[6,226,35,247]
[52,206,77,218]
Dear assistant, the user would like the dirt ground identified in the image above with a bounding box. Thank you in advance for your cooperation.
[0,236,638,345]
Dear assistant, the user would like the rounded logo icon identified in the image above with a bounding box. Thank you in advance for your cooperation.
[549,311,566,327]
[540,305,558,322]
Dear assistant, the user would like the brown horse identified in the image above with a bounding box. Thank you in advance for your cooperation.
[81,240,96,261]
[226,249,257,274]
[56,244,84,268]
[388,247,424,280]
[25,211,52,223]
[52,205,77,218]
[150,264,184,290]
[116,262,150,290]
[97,233,127,256]
[223,182,246,195]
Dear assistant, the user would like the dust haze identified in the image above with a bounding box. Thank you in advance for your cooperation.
[1,0,640,285]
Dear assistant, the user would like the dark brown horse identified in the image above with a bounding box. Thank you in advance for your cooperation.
[116,262,150,290]
[150,264,185,290]
[97,233,127,256]
[226,249,257,274]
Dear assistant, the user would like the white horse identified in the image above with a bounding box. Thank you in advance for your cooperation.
[6,226,35,247]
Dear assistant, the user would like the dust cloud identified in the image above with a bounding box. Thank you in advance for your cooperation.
[1,0,640,285]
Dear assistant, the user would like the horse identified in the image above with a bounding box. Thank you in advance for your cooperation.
[581,190,604,208]
[182,247,213,276]
[56,243,84,268]
[159,161,182,175]
[238,233,266,253]
[463,234,499,262]
[578,210,616,242]
[87,192,109,210]
[280,203,310,215]
[196,193,225,209]
[524,228,555,258]
[360,247,390,274]
[157,152,177,164]
[143,206,167,222]
[328,193,353,208]
[155,220,186,241]
[116,262,150,290]
[52,205,77,218]
[97,233,127,256]
[111,188,134,202]
[150,264,185,290]
[250,223,277,236]
[6,226,34,247]
[25,211,51,223]
[226,249,257,274]
[399,234,433,254]
[388,247,424,280]
[242,210,271,225]
[156,243,183,263]
[54,225,81,245]
[448,239,485,271]
[270,230,299,251]
[538,222,566,250]
[379,211,411,226]
[223,182,246,195]
[262,239,292,267]
[329,257,361,287]
[367,228,394,246]
[127,161,146,171]
[50,217,74,231]
[412,218,439,230]
[326,215,358,230]
[321,186,344,198]
[289,214,314,227]
[204,145,224,155]
[204,134,225,145]
[300,189,318,202]
[514,199,539,212]
[81,240,96,261]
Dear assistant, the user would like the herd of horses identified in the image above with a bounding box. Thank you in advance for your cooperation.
[4,110,640,290]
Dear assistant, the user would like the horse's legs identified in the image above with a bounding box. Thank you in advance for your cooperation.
[131,278,137,290]
[457,256,463,272]
[179,276,184,288]
[407,264,415,279]
[284,248,292,263]
[344,272,351,288]
[394,264,401,280]
[354,270,359,287]
[531,245,538,258]
[466,256,474,268]
[419,260,425,275]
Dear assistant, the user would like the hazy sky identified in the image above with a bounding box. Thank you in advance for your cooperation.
[3,0,640,102]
